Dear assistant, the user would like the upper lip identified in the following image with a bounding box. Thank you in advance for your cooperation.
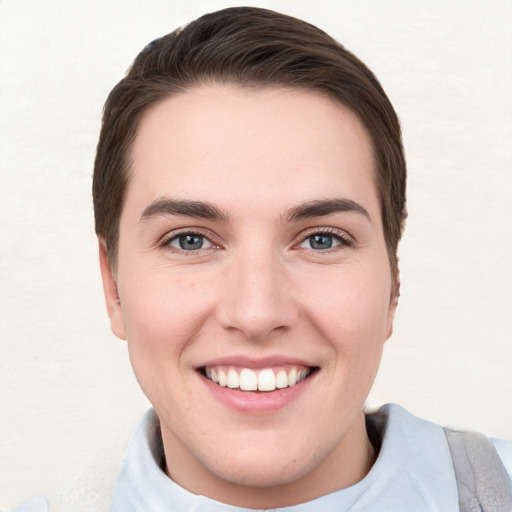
[196,354,317,370]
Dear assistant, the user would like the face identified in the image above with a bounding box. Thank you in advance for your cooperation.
[100,85,396,507]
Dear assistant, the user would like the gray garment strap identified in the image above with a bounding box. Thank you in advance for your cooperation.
[444,428,512,512]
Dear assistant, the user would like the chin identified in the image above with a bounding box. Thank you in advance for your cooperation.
[199,440,319,489]
[208,464,310,493]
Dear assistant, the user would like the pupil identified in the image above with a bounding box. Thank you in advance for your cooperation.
[179,234,203,250]
[310,234,332,249]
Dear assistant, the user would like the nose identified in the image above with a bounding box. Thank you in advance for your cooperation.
[217,248,299,341]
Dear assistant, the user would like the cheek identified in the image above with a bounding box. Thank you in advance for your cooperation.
[309,263,391,369]
[118,270,215,372]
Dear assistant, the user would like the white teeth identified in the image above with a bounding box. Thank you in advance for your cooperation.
[218,369,227,387]
[205,366,312,392]
[227,369,239,388]
[288,368,297,386]
[275,370,288,389]
[239,368,258,391]
[258,369,276,391]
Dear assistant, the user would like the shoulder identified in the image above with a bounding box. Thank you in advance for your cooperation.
[369,403,511,474]
[366,403,512,507]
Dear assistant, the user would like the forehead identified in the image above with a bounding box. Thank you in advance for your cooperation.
[126,84,378,217]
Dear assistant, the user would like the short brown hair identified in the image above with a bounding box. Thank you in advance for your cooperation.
[93,6,407,285]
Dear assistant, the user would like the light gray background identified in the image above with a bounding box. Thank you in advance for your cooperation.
[1,0,511,510]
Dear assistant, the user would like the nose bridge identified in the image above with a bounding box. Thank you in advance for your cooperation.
[218,241,296,340]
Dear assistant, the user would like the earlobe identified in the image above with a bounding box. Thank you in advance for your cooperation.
[98,238,127,340]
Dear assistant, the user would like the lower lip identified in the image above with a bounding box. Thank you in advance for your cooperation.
[200,372,316,414]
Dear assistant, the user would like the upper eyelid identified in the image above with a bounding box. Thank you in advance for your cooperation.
[296,226,354,242]
[158,227,218,247]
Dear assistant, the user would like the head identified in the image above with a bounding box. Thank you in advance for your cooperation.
[93,6,406,289]
[93,7,407,507]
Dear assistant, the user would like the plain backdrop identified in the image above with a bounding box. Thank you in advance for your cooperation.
[1,0,511,510]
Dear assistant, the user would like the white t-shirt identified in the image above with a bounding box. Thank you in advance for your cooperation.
[110,403,512,512]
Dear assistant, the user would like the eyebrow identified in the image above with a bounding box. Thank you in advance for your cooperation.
[139,197,370,224]
[284,198,371,223]
[140,198,230,222]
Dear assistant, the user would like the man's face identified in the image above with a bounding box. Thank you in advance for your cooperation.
[100,85,396,506]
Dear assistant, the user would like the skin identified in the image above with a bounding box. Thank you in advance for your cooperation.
[100,84,397,508]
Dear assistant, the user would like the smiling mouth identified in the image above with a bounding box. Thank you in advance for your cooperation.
[200,365,318,392]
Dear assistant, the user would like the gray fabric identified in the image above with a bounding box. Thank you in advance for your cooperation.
[444,428,512,512]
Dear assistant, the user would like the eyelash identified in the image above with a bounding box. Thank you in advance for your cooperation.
[295,227,354,252]
[158,227,354,254]
[159,228,219,254]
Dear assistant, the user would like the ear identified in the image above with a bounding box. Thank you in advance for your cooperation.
[98,238,127,340]
[386,264,400,340]
[386,293,398,340]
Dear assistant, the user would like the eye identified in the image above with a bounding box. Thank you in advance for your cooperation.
[297,230,353,251]
[167,233,213,251]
